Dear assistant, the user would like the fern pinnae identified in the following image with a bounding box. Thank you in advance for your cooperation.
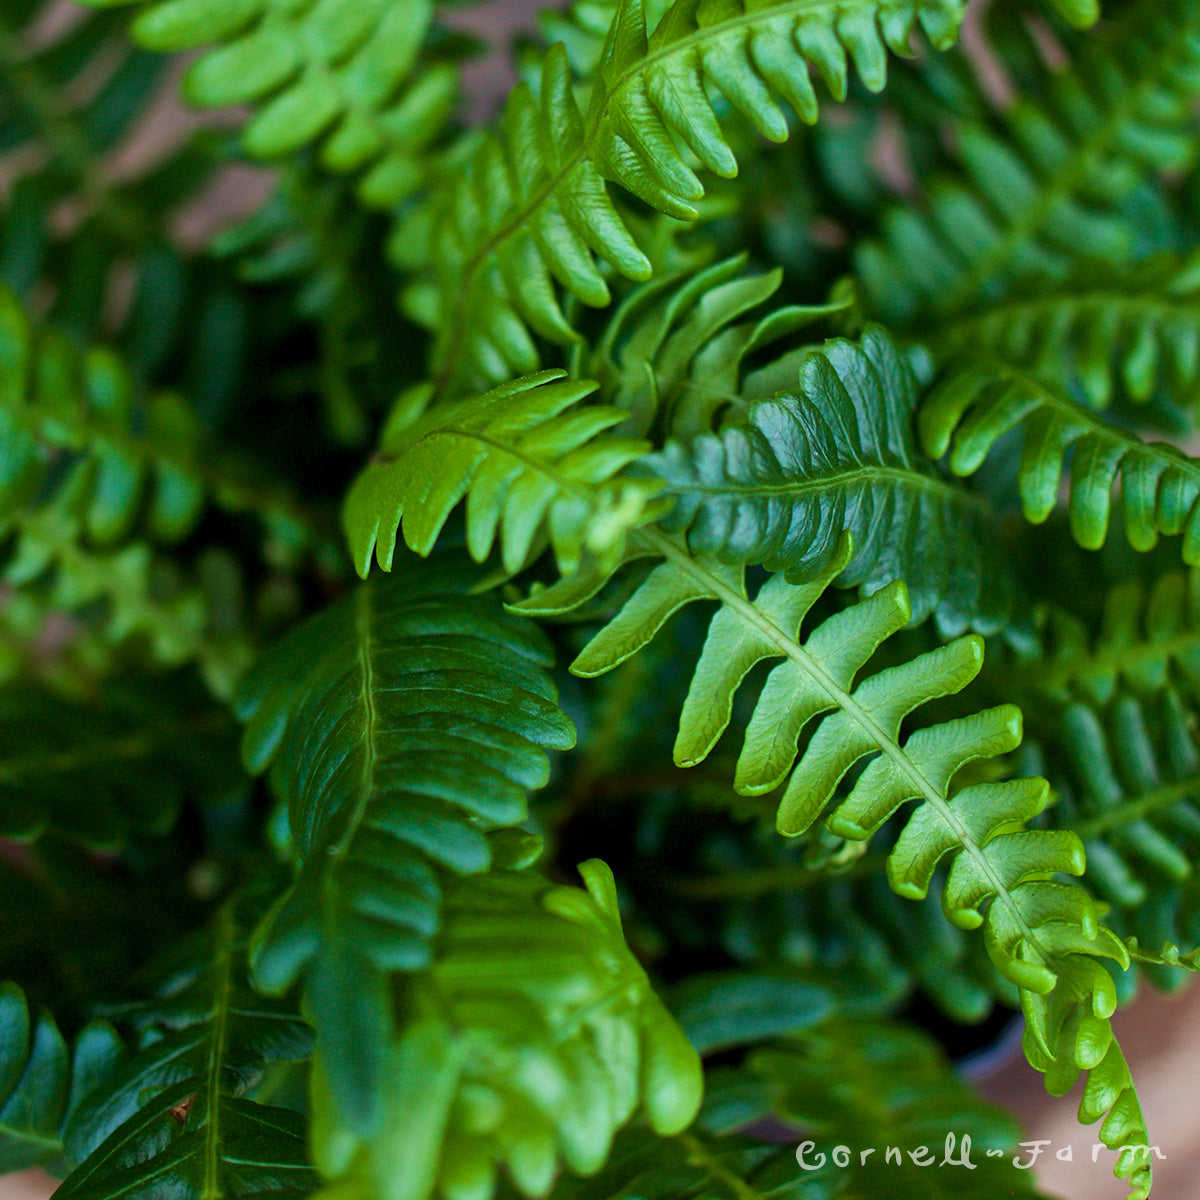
[408,0,969,392]
[922,360,1200,563]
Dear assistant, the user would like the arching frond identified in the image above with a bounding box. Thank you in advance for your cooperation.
[648,325,1017,635]
[343,371,665,580]
[313,862,703,1200]
[401,0,968,392]
[0,984,122,1174]
[857,0,1200,325]
[920,361,1200,563]
[234,557,575,1129]
[56,902,314,1200]
[930,253,1200,411]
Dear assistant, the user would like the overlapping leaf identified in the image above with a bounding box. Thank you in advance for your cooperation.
[234,556,575,1128]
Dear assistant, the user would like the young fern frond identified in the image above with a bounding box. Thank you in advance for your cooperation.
[343,372,666,580]
[0,675,238,850]
[929,253,1200,411]
[856,0,1200,325]
[55,902,314,1200]
[921,361,1200,563]
[74,0,455,196]
[234,557,575,1130]
[314,862,702,1200]
[647,325,1018,634]
[0,984,122,1174]
[402,0,969,392]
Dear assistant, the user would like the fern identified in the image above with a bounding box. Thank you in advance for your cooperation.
[55,900,315,1200]
[234,556,575,1128]
[400,0,969,392]
[343,372,665,580]
[312,862,702,1200]
[921,359,1200,563]
[857,0,1200,325]
[0,984,122,1174]
[647,325,1018,635]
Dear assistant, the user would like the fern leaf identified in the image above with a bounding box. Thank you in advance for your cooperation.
[648,325,1018,635]
[857,0,1200,325]
[0,674,239,849]
[518,528,1149,1197]
[403,0,967,391]
[75,0,454,197]
[930,253,1200,411]
[56,902,314,1200]
[577,254,850,439]
[343,370,666,580]
[233,556,575,1129]
[313,862,703,1200]
[921,360,1200,563]
[0,985,122,1174]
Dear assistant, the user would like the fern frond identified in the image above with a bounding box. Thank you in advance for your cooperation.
[75,0,455,198]
[56,902,314,1200]
[921,360,1200,563]
[517,530,1150,1197]
[234,556,575,1127]
[857,0,1200,325]
[930,253,1200,411]
[0,984,122,1174]
[402,0,968,392]
[1126,936,1200,972]
[576,254,850,439]
[648,325,1017,635]
[343,370,666,580]
[313,861,703,1200]
[0,673,238,849]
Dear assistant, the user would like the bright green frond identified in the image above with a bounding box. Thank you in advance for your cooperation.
[343,370,665,580]
[404,0,968,392]
[648,325,1018,635]
[921,360,1200,562]
[312,862,702,1200]
[233,557,575,1128]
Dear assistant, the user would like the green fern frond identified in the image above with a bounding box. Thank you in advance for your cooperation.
[576,254,850,439]
[234,556,575,1128]
[921,360,1200,563]
[857,0,1200,325]
[517,530,1150,1197]
[75,0,454,196]
[1125,936,1200,972]
[313,861,702,1200]
[343,370,666,580]
[0,673,239,849]
[1005,567,1200,707]
[930,253,1200,411]
[648,325,1017,635]
[402,0,967,392]
[56,902,314,1200]
[0,984,122,1174]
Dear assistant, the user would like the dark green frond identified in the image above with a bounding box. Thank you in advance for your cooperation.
[342,371,665,580]
[921,360,1200,562]
[234,556,575,1125]
[0,673,239,849]
[857,0,1200,325]
[313,862,702,1200]
[930,253,1200,411]
[0,984,122,1174]
[56,902,314,1200]
[648,326,1018,635]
